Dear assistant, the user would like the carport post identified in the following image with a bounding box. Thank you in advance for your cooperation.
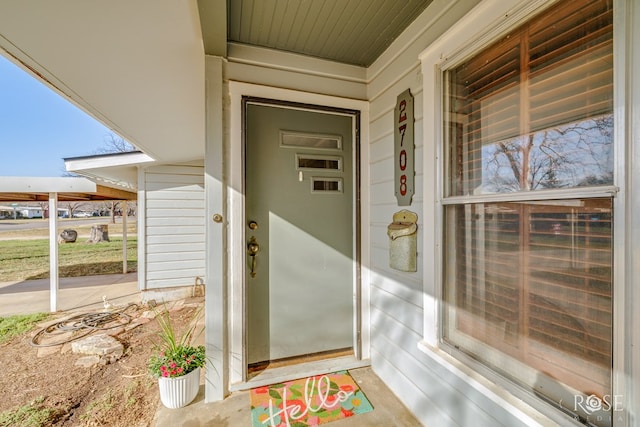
[49,192,59,312]
[122,201,127,274]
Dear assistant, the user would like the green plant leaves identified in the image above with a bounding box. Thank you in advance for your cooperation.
[148,307,206,378]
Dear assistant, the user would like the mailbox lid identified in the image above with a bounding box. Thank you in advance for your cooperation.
[387,209,418,240]
[387,221,417,240]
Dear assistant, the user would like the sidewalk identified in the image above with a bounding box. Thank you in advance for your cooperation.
[0,272,139,316]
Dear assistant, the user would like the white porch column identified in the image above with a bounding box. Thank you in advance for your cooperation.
[122,201,128,274]
[48,192,59,312]
[204,55,227,401]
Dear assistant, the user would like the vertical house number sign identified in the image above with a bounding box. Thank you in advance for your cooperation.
[394,89,414,206]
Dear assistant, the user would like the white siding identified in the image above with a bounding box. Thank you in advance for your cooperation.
[366,0,536,425]
[142,162,205,289]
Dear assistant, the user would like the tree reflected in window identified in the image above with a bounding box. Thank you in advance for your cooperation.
[483,115,613,193]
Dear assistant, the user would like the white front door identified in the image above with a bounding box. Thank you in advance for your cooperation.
[245,100,356,365]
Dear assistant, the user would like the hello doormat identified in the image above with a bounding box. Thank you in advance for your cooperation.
[250,370,374,427]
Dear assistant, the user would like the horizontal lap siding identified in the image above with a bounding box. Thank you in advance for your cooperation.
[144,164,205,289]
[372,310,500,426]
[366,0,534,425]
[368,10,431,416]
[370,272,531,426]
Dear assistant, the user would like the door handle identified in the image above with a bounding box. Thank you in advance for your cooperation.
[247,236,260,278]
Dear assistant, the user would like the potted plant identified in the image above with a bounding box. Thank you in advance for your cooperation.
[148,306,206,409]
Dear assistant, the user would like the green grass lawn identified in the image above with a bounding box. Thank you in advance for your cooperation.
[0,237,137,282]
[0,312,49,344]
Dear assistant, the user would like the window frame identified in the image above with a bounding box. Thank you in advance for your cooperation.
[417,0,631,425]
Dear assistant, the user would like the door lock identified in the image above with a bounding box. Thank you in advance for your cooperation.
[247,236,260,278]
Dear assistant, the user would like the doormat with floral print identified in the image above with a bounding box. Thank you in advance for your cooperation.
[250,370,374,427]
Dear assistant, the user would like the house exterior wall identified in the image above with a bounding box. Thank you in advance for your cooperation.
[204,0,638,424]
[139,162,205,290]
[19,208,43,218]
[363,0,538,425]
[215,1,533,422]
[373,0,636,425]
[211,1,536,422]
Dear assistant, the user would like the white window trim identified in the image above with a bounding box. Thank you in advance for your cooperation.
[418,0,635,425]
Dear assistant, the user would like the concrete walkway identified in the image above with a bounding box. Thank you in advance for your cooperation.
[154,367,421,426]
[0,272,139,316]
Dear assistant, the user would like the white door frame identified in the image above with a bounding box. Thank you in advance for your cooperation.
[228,81,371,389]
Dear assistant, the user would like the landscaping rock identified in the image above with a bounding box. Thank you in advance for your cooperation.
[71,334,124,358]
[58,229,77,243]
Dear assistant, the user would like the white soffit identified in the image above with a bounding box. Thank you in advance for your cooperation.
[64,151,156,191]
[66,166,139,192]
[0,1,205,163]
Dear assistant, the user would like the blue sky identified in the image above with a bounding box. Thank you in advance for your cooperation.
[0,54,114,177]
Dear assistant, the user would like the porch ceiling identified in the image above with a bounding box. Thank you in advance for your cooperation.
[214,0,434,67]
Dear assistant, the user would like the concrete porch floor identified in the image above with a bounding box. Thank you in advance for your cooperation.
[153,367,421,426]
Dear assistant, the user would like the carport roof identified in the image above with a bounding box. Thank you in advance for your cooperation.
[0,176,136,202]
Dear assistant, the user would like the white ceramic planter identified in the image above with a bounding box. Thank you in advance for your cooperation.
[158,367,200,409]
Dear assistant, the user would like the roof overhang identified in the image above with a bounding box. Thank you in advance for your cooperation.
[0,1,205,164]
[64,151,155,193]
[0,176,136,202]
[0,1,435,169]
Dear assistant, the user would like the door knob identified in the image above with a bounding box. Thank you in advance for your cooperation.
[247,238,260,255]
[247,236,260,277]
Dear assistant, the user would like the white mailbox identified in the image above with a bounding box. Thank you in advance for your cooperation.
[387,209,418,272]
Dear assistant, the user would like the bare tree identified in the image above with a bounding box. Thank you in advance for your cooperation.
[96,134,136,154]
[37,201,49,217]
[483,116,613,193]
[59,134,135,177]
[108,201,120,224]
[95,200,121,224]
[63,201,89,218]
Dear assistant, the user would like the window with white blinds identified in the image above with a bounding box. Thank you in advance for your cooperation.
[442,1,613,424]
[445,0,613,196]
